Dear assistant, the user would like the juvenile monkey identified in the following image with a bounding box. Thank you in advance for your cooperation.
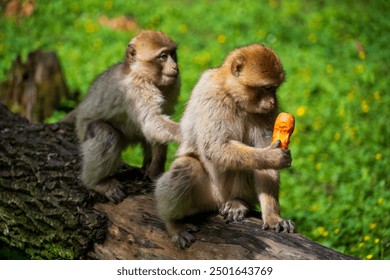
[67,30,181,203]
[155,44,295,249]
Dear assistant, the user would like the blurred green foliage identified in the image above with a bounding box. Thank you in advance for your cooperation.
[0,0,389,260]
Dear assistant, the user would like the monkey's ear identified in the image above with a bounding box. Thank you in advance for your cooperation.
[126,44,136,63]
[231,56,245,77]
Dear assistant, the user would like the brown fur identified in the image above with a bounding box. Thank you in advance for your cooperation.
[66,30,181,203]
[155,44,295,249]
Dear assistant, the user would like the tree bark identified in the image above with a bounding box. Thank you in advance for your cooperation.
[0,104,356,260]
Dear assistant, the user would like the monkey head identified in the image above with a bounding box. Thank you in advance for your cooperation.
[125,30,179,86]
[223,44,285,114]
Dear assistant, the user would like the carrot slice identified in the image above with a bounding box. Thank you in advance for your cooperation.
[271,112,295,149]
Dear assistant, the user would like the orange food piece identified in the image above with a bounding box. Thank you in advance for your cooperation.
[271,112,295,149]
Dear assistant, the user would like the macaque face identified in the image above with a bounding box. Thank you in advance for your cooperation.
[156,48,179,86]
[126,31,179,86]
[244,84,279,114]
[229,44,285,114]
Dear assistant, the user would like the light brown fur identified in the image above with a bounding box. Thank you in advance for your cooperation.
[155,44,295,249]
[65,30,181,203]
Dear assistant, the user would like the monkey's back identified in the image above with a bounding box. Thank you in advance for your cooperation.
[75,63,143,143]
[179,69,246,156]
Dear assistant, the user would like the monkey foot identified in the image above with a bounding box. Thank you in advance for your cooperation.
[219,199,249,222]
[262,219,296,233]
[95,179,127,204]
[170,224,199,249]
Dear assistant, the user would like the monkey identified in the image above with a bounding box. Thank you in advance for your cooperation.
[64,30,181,204]
[155,44,295,249]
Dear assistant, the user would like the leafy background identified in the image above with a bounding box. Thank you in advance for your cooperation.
[0,0,389,260]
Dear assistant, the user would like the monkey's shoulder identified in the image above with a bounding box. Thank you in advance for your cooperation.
[190,69,229,104]
[194,69,222,91]
[92,62,124,83]
[84,63,125,99]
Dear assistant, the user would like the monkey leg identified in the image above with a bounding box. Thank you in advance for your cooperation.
[255,169,296,233]
[141,142,167,179]
[219,199,249,222]
[155,155,214,249]
[80,120,127,204]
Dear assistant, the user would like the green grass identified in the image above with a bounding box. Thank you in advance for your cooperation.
[1,0,389,260]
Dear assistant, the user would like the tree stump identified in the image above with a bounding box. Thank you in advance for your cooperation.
[0,104,356,260]
[0,50,74,123]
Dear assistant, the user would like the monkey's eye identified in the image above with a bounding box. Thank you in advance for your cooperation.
[264,85,277,92]
[159,53,168,62]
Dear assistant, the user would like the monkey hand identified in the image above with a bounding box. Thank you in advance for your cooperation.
[264,140,292,169]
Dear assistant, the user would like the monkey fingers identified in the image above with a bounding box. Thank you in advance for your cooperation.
[280,149,292,169]
[266,142,292,169]
[219,200,249,223]
[171,224,199,249]
[95,179,127,204]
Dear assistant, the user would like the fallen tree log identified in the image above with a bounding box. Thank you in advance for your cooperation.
[0,104,356,260]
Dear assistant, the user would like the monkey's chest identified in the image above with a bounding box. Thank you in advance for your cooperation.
[242,125,271,148]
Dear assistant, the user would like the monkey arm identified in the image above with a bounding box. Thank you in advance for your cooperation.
[128,88,181,144]
[204,140,290,171]
[205,140,267,170]
[141,113,181,144]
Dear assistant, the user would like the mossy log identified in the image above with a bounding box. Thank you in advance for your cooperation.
[0,104,356,260]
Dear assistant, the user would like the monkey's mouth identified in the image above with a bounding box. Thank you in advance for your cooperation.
[163,73,178,78]
[160,74,177,86]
